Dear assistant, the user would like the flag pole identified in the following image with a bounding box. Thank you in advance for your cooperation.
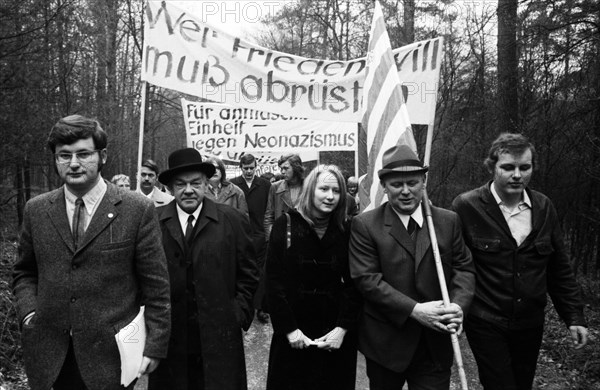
[135,81,148,193]
[422,190,469,390]
[421,38,468,390]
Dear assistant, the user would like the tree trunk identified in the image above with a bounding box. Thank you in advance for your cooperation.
[403,0,415,44]
[497,0,519,133]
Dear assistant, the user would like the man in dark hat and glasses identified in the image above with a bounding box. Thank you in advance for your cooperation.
[148,148,259,390]
[349,145,475,390]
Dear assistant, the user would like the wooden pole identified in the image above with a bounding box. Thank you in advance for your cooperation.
[422,190,468,390]
[135,81,148,193]
[421,37,468,390]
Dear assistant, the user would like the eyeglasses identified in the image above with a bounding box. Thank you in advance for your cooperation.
[55,150,101,164]
[173,182,205,191]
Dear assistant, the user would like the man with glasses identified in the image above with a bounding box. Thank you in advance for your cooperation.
[140,159,174,207]
[12,115,171,390]
[149,148,258,390]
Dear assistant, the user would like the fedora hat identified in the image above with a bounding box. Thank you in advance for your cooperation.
[377,145,428,180]
[158,148,216,185]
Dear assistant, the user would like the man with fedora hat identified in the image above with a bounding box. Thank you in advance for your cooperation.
[148,148,259,390]
[349,144,475,390]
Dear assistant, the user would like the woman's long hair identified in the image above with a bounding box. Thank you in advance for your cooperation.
[297,164,347,231]
[206,156,229,185]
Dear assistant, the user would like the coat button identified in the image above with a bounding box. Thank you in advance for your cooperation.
[63,329,69,334]
[516,298,522,303]
[72,264,77,270]
[70,297,77,303]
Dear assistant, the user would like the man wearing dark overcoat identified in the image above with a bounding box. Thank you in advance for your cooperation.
[349,145,475,390]
[12,115,171,390]
[230,153,272,322]
[148,148,259,390]
[452,133,588,390]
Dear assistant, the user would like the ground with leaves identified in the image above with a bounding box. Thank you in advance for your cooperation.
[1,230,598,389]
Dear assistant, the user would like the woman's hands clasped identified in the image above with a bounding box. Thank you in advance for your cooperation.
[286,329,315,349]
[286,327,347,351]
[314,327,347,351]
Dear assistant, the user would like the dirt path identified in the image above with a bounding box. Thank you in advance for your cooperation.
[136,318,483,390]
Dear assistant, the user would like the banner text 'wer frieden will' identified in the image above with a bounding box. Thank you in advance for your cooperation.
[143,1,442,124]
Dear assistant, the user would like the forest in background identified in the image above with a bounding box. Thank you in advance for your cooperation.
[0,0,599,386]
[2,0,597,278]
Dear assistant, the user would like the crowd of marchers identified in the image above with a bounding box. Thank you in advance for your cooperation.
[12,114,588,390]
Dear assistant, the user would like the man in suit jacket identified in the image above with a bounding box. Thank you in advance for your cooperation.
[349,145,475,390]
[149,148,259,390]
[452,133,588,390]
[12,115,171,390]
[140,159,174,207]
[230,154,272,322]
[263,154,304,239]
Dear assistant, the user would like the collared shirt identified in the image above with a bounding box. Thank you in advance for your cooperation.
[244,177,254,189]
[65,177,107,232]
[144,187,155,199]
[491,183,532,246]
[391,203,424,231]
[176,202,202,234]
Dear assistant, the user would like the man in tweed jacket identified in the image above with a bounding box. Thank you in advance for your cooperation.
[12,115,171,390]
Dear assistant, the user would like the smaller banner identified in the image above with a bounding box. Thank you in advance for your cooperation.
[181,99,358,155]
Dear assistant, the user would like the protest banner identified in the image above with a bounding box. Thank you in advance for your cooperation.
[142,1,442,125]
[181,99,357,154]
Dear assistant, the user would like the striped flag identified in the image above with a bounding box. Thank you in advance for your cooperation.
[359,1,418,212]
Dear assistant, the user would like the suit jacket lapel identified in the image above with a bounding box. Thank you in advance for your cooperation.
[384,204,415,257]
[526,188,541,239]
[160,202,186,252]
[414,210,431,271]
[46,187,76,253]
[76,184,120,253]
[277,181,294,209]
[191,198,219,242]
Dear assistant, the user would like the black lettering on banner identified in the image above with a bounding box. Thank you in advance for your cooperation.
[241,75,262,101]
[202,55,229,87]
[299,134,309,147]
[145,46,173,77]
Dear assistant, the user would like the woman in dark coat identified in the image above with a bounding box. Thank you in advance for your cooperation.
[266,164,361,390]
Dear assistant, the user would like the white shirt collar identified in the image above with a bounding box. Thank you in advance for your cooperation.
[176,202,202,232]
[491,182,531,208]
[391,202,424,230]
[64,176,107,214]
[144,187,155,199]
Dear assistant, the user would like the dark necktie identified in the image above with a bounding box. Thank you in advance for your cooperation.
[407,217,417,241]
[185,214,195,243]
[73,198,85,248]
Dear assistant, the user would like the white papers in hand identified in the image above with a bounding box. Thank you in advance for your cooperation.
[115,306,146,386]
